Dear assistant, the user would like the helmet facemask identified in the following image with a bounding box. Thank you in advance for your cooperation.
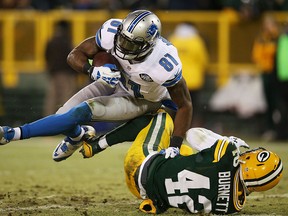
[114,10,161,61]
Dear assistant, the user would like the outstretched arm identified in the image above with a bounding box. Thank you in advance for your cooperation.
[167,77,193,147]
[186,128,224,151]
[186,128,249,152]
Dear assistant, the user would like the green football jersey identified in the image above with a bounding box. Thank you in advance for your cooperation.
[144,139,246,214]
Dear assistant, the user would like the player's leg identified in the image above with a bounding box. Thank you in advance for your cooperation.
[52,82,124,161]
[0,102,93,143]
[53,94,161,161]
[81,114,154,157]
[56,80,115,114]
[79,95,162,157]
[0,81,115,143]
[51,82,116,161]
[123,111,193,214]
[124,110,174,199]
[81,109,181,213]
[1,82,122,161]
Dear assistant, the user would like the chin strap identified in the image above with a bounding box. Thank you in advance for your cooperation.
[239,164,251,196]
[139,199,157,214]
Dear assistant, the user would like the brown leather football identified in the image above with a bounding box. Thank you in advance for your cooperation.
[92,51,120,69]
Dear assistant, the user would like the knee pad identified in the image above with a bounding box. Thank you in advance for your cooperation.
[86,99,106,118]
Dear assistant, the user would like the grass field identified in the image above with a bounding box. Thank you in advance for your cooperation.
[0,136,287,215]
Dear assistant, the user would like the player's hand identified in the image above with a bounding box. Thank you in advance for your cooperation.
[228,136,249,149]
[160,147,180,159]
[89,64,121,88]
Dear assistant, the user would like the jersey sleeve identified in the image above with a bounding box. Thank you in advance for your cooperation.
[95,18,122,51]
[150,37,183,87]
[161,68,182,87]
[186,128,226,151]
[211,139,237,163]
[160,48,183,88]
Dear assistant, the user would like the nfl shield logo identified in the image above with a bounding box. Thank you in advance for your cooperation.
[139,73,153,82]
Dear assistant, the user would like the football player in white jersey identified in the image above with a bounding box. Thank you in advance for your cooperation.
[0,10,192,162]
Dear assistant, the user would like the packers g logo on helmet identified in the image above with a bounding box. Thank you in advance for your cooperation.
[239,147,283,194]
[257,150,270,162]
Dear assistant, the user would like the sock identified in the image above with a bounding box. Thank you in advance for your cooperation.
[98,135,109,149]
[104,114,153,146]
[69,127,85,141]
[11,127,21,141]
[20,102,92,139]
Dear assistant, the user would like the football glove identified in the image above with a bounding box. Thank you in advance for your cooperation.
[88,64,121,88]
[160,147,180,159]
[228,136,249,149]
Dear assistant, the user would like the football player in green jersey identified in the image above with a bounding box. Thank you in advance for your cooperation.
[127,111,283,214]
[81,109,283,214]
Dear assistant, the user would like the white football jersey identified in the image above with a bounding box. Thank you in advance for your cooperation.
[95,19,182,102]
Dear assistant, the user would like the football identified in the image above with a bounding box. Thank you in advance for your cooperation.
[92,51,120,69]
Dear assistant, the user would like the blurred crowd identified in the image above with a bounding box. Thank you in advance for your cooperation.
[251,14,288,141]
[1,0,288,12]
[1,0,288,141]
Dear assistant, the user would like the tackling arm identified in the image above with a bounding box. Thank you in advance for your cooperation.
[186,128,249,151]
[167,78,193,147]
[67,36,101,73]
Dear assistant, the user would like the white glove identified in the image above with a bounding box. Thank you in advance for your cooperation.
[89,64,121,88]
[160,147,180,159]
[228,136,249,149]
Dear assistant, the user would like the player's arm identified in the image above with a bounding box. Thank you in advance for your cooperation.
[186,128,249,152]
[167,77,193,147]
[67,36,102,73]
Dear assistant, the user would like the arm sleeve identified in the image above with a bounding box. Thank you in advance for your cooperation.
[185,128,226,151]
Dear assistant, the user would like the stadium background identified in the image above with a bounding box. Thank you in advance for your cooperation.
[0,3,287,137]
[0,2,288,215]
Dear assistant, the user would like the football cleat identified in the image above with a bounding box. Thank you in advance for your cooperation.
[0,126,15,145]
[52,125,96,162]
[80,136,105,158]
[139,199,157,214]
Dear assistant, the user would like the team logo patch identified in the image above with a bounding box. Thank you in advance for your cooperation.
[257,151,270,162]
[139,73,153,82]
[146,23,159,38]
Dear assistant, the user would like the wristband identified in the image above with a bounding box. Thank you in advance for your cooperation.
[83,62,92,73]
[170,136,183,148]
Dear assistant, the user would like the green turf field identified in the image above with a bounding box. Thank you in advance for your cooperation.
[0,136,287,215]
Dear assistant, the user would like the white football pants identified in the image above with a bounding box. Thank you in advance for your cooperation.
[56,81,162,121]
